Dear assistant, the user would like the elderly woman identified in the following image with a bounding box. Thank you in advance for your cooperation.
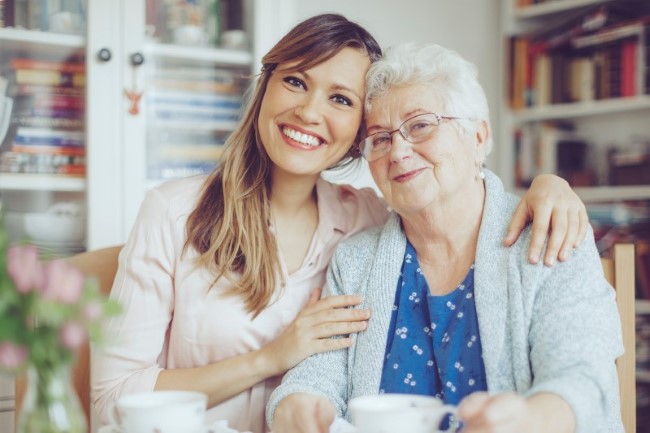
[266,43,623,433]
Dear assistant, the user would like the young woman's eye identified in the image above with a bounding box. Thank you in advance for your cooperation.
[283,76,306,90]
[331,94,353,106]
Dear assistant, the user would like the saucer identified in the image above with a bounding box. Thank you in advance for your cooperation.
[97,421,241,433]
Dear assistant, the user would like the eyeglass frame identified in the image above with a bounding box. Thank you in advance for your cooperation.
[359,112,468,161]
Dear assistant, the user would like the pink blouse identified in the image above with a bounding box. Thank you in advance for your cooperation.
[92,175,389,433]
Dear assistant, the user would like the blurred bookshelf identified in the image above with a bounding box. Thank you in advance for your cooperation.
[502,1,650,429]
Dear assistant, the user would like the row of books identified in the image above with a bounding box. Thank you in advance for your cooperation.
[145,67,243,180]
[0,150,85,174]
[0,57,86,176]
[514,120,650,188]
[508,4,650,108]
[514,122,594,187]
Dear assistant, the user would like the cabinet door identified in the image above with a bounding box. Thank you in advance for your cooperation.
[119,0,254,236]
[0,0,90,256]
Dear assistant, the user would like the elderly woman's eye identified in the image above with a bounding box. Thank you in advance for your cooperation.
[411,121,433,131]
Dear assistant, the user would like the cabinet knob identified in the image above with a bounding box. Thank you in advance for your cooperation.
[97,48,112,62]
[130,52,145,67]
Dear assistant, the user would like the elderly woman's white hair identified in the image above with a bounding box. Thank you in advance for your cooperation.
[365,42,493,154]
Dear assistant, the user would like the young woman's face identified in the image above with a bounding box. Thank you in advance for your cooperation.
[257,47,371,179]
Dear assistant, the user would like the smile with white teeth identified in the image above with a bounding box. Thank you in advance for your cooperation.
[282,126,322,147]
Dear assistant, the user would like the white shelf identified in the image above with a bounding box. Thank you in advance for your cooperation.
[0,27,84,49]
[514,0,612,19]
[575,186,650,203]
[515,185,650,202]
[637,299,650,315]
[512,96,650,123]
[147,43,252,67]
[0,174,86,191]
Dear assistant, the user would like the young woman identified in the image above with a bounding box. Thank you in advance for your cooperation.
[93,14,588,433]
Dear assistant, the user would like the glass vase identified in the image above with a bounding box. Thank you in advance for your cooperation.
[17,364,87,433]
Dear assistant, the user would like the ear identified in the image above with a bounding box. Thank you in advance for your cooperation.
[475,120,489,162]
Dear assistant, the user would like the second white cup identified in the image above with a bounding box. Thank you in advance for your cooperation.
[349,394,458,433]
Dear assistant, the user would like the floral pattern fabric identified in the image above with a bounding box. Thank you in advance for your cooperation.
[379,241,488,405]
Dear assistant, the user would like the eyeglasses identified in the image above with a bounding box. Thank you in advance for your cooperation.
[359,113,466,161]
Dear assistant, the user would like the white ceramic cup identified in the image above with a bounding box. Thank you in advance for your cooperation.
[349,394,459,433]
[173,25,208,46]
[107,390,207,433]
[49,11,83,34]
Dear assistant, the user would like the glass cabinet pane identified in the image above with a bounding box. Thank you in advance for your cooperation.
[0,2,87,258]
[141,0,250,187]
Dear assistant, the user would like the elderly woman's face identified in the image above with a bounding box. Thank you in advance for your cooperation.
[365,83,484,216]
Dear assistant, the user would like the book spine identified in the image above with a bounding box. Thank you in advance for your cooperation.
[14,69,85,88]
[572,23,643,49]
[4,0,13,27]
[11,58,86,73]
[10,144,86,156]
[31,94,85,110]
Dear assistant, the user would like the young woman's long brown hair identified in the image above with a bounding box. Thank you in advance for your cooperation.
[185,14,382,316]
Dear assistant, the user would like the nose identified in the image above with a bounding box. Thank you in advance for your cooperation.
[389,133,413,162]
[295,95,323,124]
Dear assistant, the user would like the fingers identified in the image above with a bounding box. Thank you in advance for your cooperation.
[526,202,552,265]
[503,201,529,247]
[306,287,323,306]
[459,392,526,433]
[458,391,490,420]
[542,207,567,266]
[304,294,364,314]
[576,205,589,247]
[274,394,333,433]
[557,209,580,262]
[314,397,337,433]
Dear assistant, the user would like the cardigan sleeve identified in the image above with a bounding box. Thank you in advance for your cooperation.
[521,226,624,433]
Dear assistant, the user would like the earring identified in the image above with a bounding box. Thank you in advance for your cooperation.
[476,161,486,181]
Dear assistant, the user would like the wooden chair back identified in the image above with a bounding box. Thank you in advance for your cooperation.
[601,243,636,433]
[15,245,122,430]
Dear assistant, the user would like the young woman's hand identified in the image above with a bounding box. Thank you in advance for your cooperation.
[272,393,336,433]
[503,174,588,266]
[261,288,369,376]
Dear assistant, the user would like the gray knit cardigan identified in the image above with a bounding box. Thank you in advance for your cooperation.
[266,170,624,433]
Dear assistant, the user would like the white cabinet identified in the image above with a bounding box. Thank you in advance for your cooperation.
[0,1,288,429]
[1,0,290,251]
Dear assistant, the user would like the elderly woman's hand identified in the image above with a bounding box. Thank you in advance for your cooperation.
[273,393,336,433]
[503,174,588,267]
[458,391,576,433]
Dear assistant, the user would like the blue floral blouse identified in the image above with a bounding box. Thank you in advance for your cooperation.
[379,241,488,405]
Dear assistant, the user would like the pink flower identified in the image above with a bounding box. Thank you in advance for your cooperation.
[60,322,86,350]
[7,245,45,293]
[41,260,84,304]
[83,302,103,321]
[0,341,28,370]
